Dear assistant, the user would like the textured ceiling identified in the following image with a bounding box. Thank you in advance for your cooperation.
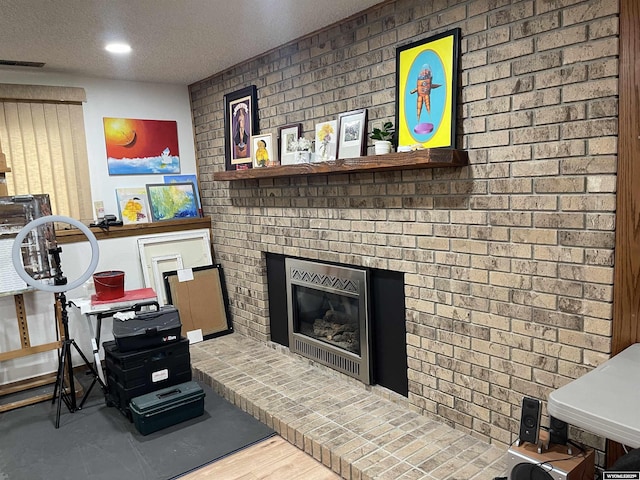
[0,0,384,85]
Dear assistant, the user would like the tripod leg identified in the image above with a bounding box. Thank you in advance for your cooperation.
[65,342,77,412]
[52,343,64,404]
[54,342,68,428]
[72,339,106,409]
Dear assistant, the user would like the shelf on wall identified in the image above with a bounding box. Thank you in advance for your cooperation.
[55,217,211,244]
[213,149,469,181]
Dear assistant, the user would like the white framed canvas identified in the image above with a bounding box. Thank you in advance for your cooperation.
[137,230,212,304]
[314,120,338,162]
[115,187,150,225]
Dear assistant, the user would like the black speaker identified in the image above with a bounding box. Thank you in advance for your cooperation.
[549,416,568,446]
[519,396,541,444]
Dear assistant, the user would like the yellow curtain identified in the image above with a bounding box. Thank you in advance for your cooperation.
[0,86,92,222]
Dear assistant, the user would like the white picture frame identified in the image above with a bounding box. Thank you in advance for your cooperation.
[252,133,275,168]
[151,254,184,305]
[314,120,338,162]
[137,230,212,304]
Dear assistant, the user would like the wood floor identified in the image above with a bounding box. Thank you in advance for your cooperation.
[181,435,341,479]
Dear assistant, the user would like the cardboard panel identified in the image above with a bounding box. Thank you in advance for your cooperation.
[163,265,232,339]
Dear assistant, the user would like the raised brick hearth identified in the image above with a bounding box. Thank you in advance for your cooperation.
[191,334,506,480]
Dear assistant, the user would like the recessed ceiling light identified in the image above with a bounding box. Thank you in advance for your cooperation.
[105,43,132,54]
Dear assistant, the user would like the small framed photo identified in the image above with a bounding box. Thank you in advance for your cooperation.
[278,123,302,165]
[315,120,338,162]
[223,85,259,171]
[252,133,275,168]
[337,109,368,159]
[146,182,200,222]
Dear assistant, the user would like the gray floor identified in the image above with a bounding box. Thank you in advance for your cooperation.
[0,378,274,480]
[191,333,508,480]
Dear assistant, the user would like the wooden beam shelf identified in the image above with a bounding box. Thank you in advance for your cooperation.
[55,217,211,244]
[213,149,468,181]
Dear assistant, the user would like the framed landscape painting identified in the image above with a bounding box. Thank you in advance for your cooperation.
[146,182,199,222]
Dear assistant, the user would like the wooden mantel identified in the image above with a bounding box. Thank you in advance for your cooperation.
[213,149,468,181]
[55,217,211,244]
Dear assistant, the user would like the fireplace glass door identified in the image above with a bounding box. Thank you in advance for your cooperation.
[286,258,371,383]
[291,284,361,356]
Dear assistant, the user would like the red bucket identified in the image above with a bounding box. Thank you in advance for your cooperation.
[93,270,125,301]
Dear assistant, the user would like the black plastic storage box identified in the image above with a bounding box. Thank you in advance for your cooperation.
[112,302,181,352]
[104,338,192,419]
[130,381,205,435]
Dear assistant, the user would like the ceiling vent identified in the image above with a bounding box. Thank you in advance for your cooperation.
[0,60,45,68]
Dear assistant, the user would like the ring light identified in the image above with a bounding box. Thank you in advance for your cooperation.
[11,215,100,293]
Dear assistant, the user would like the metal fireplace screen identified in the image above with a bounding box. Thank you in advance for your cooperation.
[286,258,371,384]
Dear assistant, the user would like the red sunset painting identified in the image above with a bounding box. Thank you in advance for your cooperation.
[104,118,181,175]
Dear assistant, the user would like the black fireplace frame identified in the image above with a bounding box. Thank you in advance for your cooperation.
[267,253,408,396]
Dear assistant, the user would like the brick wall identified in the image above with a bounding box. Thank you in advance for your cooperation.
[189,0,619,448]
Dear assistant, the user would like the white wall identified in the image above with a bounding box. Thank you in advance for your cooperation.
[0,70,197,218]
[0,70,198,385]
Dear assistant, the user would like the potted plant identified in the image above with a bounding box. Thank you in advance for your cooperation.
[369,121,395,155]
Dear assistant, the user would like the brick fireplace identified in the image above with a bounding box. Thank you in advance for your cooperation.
[191,0,618,449]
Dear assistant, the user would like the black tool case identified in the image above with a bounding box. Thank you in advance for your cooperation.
[130,381,205,435]
[112,301,182,352]
[104,338,192,419]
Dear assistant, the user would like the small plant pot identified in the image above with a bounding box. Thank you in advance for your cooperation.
[374,140,392,155]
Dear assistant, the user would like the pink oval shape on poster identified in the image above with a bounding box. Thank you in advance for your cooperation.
[414,123,434,134]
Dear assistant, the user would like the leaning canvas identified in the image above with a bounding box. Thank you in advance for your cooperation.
[115,188,150,225]
[146,182,199,222]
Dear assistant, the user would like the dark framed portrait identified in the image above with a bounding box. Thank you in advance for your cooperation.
[223,85,259,170]
[395,28,460,150]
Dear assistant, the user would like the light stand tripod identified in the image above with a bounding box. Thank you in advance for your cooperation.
[11,213,102,428]
[49,246,106,428]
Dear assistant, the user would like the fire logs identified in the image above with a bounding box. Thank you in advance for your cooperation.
[312,309,359,352]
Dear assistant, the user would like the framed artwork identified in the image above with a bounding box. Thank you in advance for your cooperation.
[145,182,200,222]
[137,230,212,305]
[395,28,460,150]
[278,123,302,165]
[223,85,259,171]
[115,187,150,225]
[163,174,201,210]
[337,109,368,159]
[103,118,180,175]
[252,133,275,168]
[315,120,338,162]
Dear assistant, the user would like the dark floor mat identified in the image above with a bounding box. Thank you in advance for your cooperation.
[0,379,274,480]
